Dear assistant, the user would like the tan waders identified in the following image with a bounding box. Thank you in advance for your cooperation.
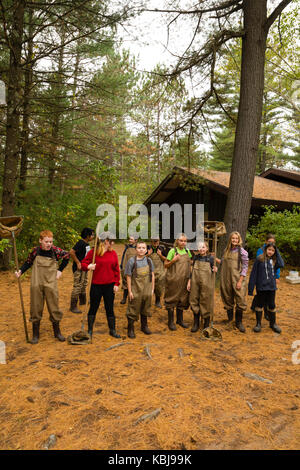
[126,263,152,338]
[165,251,190,330]
[189,261,213,333]
[149,250,165,308]
[121,246,136,304]
[30,256,65,343]
[220,250,246,332]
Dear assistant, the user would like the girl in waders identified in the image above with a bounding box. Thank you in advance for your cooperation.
[187,242,218,332]
[164,233,192,331]
[120,235,138,304]
[125,241,155,338]
[15,230,69,344]
[248,243,284,334]
[219,231,249,333]
[147,237,167,308]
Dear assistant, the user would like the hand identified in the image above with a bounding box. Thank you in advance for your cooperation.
[56,271,62,280]
[157,248,162,256]
[148,248,153,255]
[77,261,81,270]
[276,278,280,287]
[173,254,180,262]
[88,263,96,270]
[187,279,191,292]
[15,270,22,278]
[129,291,134,301]
[114,285,119,293]
[212,266,218,273]
[236,280,242,290]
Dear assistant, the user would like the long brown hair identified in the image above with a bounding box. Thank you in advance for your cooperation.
[258,243,277,264]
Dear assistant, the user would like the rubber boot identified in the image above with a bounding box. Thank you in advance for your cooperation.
[31,321,40,344]
[235,308,246,333]
[127,318,136,338]
[79,293,86,305]
[264,306,270,321]
[141,314,152,335]
[167,309,176,331]
[52,322,65,342]
[120,289,128,304]
[107,316,121,338]
[70,296,82,314]
[191,313,200,333]
[253,310,262,333]
[88,314,96,338]
[155,296,162,308]
[203,316,210,329]
[269,311,281,334]
[227,309,234,322]
[176,308,188,328]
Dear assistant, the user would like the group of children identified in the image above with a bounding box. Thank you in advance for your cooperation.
[15,229,284,344]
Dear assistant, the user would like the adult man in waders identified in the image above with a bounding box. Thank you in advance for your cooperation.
[120,235,138,304]
[15,230,69,344]
[147,237,167,308]
[125,241,155,338]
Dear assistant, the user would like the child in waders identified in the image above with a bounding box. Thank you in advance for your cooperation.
[250,233,281,321]
[69,227,94,313]
[15,230,70,344]
[248,243,284,334]
[125,241,154,338]
[164,233,192,331]
[147,237,167,308]
[120,235,138,304]
[220,231,249,333]
[187,242,218,332]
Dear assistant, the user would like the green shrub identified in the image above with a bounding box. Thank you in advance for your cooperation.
[246,206,300,266]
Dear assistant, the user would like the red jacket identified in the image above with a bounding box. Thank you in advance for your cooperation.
[81,249,120,286]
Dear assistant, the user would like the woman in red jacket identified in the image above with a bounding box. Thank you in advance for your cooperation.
[81,231,121,339]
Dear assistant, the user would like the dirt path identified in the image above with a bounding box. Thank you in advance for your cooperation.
[0,244,299,450]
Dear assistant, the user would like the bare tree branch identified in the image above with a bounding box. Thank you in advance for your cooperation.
[264,0,293,32]
[146,1,242,16]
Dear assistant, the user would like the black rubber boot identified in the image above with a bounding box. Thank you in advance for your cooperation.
[176,308,188,328]
[141,315,152,335]
[52,322,65,342]
[31,321,40,344]
[203,316,210,329]
[155,296,162,308]
[253,310,262,333]
[227,309,234,322]
[235,308,246,333]
[191,313,200,333]
[88,314,96,338]
[127,318,136,338]
[167,309,176,331]
[70,296,82,313]
[269,311,281,334]
[107,316,121,338]
[79,293,86,305]
[264,306,270,321]
[120,289,128,304]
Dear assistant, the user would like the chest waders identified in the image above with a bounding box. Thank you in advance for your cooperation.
[30,255,65,343]
[165,250,190,331]
[121,246,136,304]
[149,250,165,308]
[220,250,246,333]
[190,260,214,332]
[126,261,153,338]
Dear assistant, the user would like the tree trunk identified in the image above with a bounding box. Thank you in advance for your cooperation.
[223,0,268,244]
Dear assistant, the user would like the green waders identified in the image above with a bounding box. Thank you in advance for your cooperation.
[164,252,190,330]
[189,260,213,332]
[126,263,152,337]
[149,250,165,308]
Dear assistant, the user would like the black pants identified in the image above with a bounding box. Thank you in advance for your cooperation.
[255,290,276,311]
[88,283,115,321]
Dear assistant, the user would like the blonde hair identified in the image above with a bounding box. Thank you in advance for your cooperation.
[174,233,187,248]
[223,231,243,258]
[95,238,105,257]
[198,241,209,252]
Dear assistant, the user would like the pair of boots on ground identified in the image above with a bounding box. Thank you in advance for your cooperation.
[226,308,281,334]
[190,312,210,333]
[31,321,65,344]
[167,308,190,331]
[121,289,162,308]
[88,314,121,339]
[127,315,151,338]
[70,293,86,313]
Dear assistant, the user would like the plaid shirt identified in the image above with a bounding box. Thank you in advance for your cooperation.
[20,245,70,274]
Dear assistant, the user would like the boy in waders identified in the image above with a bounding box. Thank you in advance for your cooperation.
[187,242,218,332]
[125,241,155,338]
[120,235,138,304]
[15,230,69,344]
[147,237,167,308]
[164,233,192,331]
[219,231,249,333]
[69,227,94,313]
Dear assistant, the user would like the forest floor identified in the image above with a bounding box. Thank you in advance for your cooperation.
[0,244,299,450]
